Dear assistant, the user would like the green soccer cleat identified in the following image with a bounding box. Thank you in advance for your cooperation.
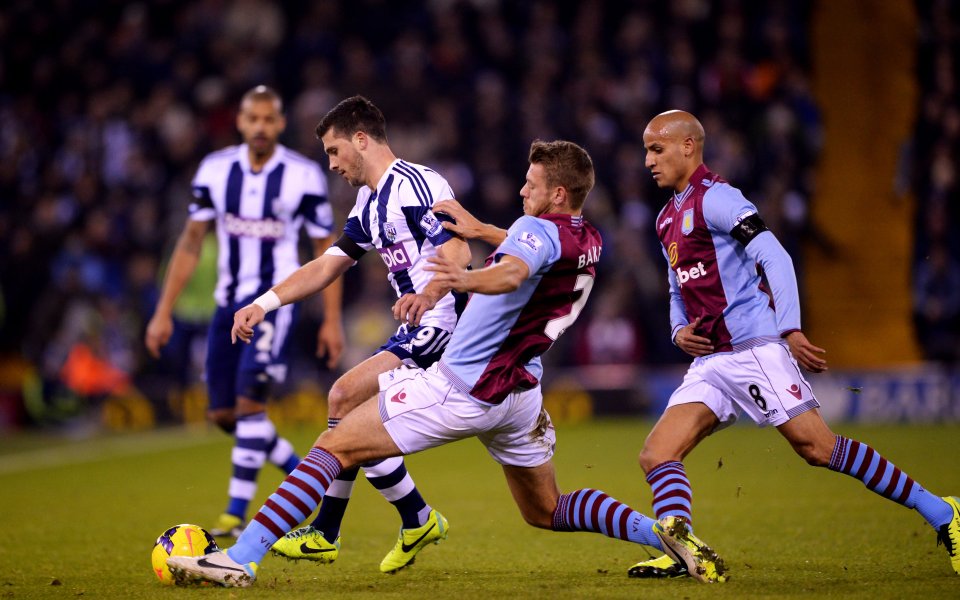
[209,513,245,539]
[379,509,449,573]
[627,553,689,579]
[654,516,728,583]
[271,526,341,563]
[938,496,960,575]
[167,550,258,588]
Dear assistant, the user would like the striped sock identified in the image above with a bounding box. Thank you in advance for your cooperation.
[646,461,693,525]
[310,467,358,542]
[364,457,430,529]
[552,489,663,550]
[224,412,274,519]
[828,435,953,528]
[227,447,341,566]
[311,417,358,542]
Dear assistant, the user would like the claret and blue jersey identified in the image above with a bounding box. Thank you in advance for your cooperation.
[439,213,603,405]
[655,164,801,353]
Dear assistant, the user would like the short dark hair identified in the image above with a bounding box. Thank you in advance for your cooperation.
[315,95,387,142]
[528,140,595,210]
[241,85,283,113]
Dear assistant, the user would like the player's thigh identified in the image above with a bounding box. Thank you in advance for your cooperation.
[477,385,556,468]
[328,351,402,415]
[703,342,819,427]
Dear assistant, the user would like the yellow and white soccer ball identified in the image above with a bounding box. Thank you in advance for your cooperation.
[151,524,220,585]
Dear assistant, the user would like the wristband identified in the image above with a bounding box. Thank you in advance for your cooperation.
[253,290,281,313]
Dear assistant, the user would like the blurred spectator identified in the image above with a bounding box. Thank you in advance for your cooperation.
[913,244,960,363]
[912,0,960,363]
[0,0,823,423]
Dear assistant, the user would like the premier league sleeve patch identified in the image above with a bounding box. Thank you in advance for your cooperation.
[419,210,444,237]
[516,231,543,252]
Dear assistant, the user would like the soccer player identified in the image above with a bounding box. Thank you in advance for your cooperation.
[240,95,472,573]
[628,110,960,579]
[166,140,727,587]
[145,85,344,539]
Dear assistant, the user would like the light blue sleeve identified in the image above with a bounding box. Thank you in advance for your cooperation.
[743,232,801,334]
[495,216,561,277]
[701,183,759,234]
[703,184,801,335]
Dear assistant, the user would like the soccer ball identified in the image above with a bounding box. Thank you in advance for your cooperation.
[151,524,219,585]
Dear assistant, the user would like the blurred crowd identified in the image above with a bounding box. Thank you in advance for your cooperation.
[0,0,822,424]
[912,0,960,364]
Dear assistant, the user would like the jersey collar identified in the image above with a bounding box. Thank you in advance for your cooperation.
[239,143,286,175]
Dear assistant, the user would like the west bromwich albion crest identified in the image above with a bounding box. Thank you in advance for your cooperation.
[681,208,694,235]
[384,222,398,242]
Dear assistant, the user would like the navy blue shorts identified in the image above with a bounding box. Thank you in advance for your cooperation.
[205,300,298,410]
[378,325,453,368]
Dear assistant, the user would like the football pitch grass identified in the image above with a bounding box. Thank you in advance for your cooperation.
[1,418,957,599]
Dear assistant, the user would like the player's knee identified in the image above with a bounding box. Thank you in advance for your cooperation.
[638,446,667,474]
[519,505,553,530]
[327,380,356,417]
[792,440,830,467]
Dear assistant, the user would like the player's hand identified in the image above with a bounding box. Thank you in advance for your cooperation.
[674,316,714,357]
[316,319,344,369]
[784,330,828,373]
[424,255,469,292]
[433,199,482,239]
[144,313,174,359]
[231,304,265,344]
[393,292,440,327]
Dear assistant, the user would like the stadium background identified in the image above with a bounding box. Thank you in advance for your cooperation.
[0,0,958,434]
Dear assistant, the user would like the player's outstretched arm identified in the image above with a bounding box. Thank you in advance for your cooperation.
[145,218,210,358]
[784,330,828,372]
[393,236,472,326]
[231,253,354,345]
[426,253,529,295]
[433,199,507,246]
[311,236,345,368]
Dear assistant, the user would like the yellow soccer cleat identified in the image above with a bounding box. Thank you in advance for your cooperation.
[938,496,960,575]
[380,509,449,573]
[627,553,689,579]
[208,513,245,539]
[271,526,340,563]
[654,516,728,583]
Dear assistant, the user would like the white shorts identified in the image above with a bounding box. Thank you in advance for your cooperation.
[377,364,556,468]
[667,341,820,428]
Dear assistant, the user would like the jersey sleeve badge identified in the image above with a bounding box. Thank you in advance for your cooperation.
[419,211,443,237]
[517,231,543,252]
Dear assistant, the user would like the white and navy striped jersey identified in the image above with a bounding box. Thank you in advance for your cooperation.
[189,144,334,307]
[326,159,460,332]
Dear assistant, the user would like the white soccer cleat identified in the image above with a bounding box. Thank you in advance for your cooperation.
[166,550,258,587]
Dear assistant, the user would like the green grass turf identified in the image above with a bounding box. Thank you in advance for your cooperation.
[0,418,957,599]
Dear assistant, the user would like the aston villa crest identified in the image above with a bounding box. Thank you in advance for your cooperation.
[681,209,694,235]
